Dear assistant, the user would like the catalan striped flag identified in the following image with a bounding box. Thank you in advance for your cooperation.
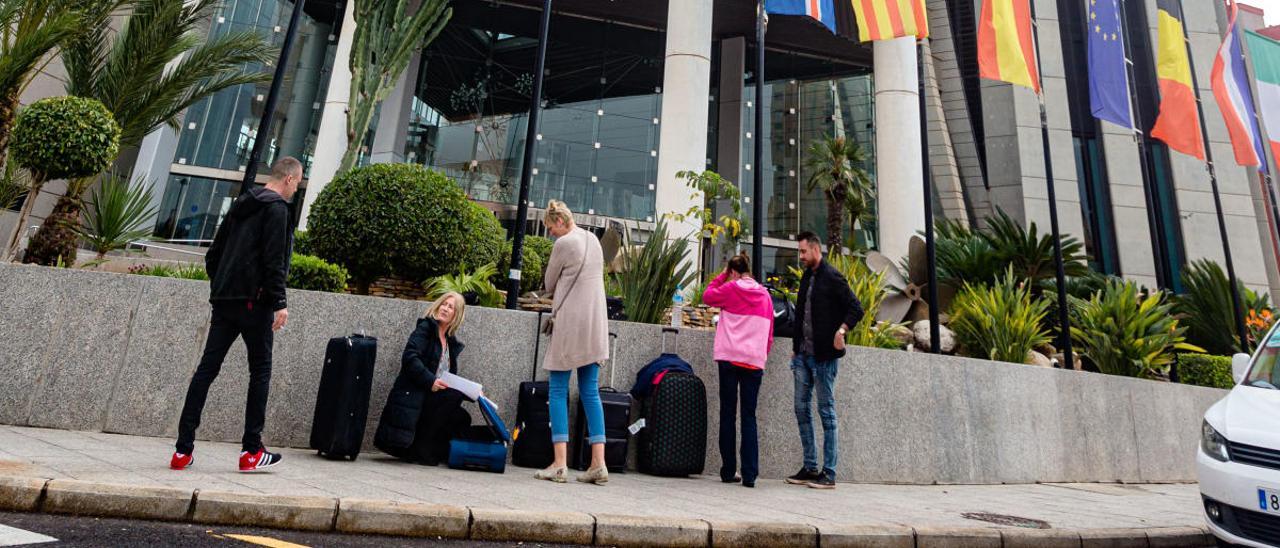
[847,0,928,42]
[1149,0,1205,160]
[976,0,1040,93]
[765,0,838,34]
[1246,30,1280,168]
[1211,0,1266,172]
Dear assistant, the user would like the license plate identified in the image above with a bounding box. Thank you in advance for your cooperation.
[1259,487,1280,515]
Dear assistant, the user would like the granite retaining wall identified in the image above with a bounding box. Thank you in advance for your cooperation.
[0,262,1226,483]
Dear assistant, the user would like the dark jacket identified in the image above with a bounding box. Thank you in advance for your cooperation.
[374,317,465,452]
[792,260,864,362]
[204,187,292,311]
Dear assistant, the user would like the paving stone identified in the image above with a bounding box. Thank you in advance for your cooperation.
[1078,528,1151,548]
[709,520,817,548]
[43,479,192,521]
[1146,527,1211,547]
[914,526,1002,548]
[335,498,468,539]
[192,490,335,531]
[0,476,46,511]
[817,524,914,548]
[469,507,594,545]
[1001,528,1083,548]
[593,513,708,547]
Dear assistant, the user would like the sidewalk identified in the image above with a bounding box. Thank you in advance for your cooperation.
[0,425,1213,546]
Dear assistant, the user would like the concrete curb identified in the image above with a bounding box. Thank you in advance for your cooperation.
[0,475,1215,547]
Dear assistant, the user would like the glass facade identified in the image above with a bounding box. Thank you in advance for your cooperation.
[154,0,337,242]
[400,8,666,220]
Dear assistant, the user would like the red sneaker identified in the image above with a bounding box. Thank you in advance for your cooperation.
[238,449,282,472]
[170,452,194,470]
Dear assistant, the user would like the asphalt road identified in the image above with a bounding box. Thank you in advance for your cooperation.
[0,511,585,547]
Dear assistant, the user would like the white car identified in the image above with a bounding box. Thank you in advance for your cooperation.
[1197,326,1280,548]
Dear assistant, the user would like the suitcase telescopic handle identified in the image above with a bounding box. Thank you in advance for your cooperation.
[606,331,618,388]
[532,311,544,381]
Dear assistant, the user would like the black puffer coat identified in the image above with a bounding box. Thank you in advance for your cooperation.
[373,317,464,453]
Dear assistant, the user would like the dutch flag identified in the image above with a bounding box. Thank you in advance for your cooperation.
[1212,0,1268,172]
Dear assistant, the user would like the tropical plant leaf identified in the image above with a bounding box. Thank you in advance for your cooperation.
[948,267,1052,364]
[1070,279,1196,379]
[423,262,502,308]
[613,221,697,325]
[76,171,157,258]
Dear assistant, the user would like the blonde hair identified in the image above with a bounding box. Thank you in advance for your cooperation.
[545,199,574,227]
[424,291,467,337]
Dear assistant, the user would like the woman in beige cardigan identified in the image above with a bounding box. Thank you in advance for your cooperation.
[533,200,610,485]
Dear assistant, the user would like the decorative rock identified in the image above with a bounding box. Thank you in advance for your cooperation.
[1027,350,1054,367]
[1034,342,1057,357]
[885,324,914,347]
[911,321,956,353]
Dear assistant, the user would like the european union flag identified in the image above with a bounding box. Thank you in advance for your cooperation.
[1088,0,1133,128]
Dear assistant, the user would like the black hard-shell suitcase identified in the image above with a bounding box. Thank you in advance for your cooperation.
[636,328,707,477]
[572,332,631,472]
[512,312,554,469]
[310,334,377,460]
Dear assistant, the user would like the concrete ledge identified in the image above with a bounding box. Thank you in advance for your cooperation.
[43,479,192,521]
[817,524,914,548]
[1001,528,1084,548]
[593,513,709,547]
[0,476,46,512]
[469,508,594,545]
[1077,528,1151,548]
[708,520,818,548]
[914,526,1002,548]
[1145,526,1211,547]
[335,498,469,539]
[192,490,336,531]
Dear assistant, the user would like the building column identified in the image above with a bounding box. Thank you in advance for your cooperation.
[368,52,421,164]
[298,0,355,230]
[874,36,925,262]
[653,0,713,246]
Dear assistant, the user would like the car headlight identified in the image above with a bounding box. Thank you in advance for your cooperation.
[1202,420,1230,462]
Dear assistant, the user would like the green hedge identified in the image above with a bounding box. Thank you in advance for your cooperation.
[1177,354,1235,390]
[288,253,349,293]
[494,235,552,294]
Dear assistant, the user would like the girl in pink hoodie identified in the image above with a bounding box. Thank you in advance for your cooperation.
[701,252,774,487]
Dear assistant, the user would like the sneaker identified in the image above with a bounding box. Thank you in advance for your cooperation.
[807,471,836,489]
[785,468,821,485]
[169,452,194,470]
[238,449,282,472]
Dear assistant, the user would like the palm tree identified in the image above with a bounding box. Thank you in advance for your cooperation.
[804,135,873,251]
[23,0,274,265]
[0,0,122,166]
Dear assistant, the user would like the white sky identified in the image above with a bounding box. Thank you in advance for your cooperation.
[1248,0,1280,25]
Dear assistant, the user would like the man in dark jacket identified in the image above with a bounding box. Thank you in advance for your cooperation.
[785,231,863,490]
[170,157,301,473]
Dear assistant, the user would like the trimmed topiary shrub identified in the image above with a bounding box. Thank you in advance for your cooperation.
[288,253,349,293]
[11,96,121,181]
[306,164,505,292]
[1177,354,1235,389]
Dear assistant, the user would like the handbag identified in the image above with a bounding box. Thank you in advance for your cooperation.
[541,234,589,336]
[766,284,797,339]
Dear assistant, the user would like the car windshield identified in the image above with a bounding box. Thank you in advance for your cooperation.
[1247,342,1280,390]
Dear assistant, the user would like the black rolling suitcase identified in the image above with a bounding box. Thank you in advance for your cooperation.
[571,332,630,472]
[512,312,554,469]
[310,334,377,460]
[637,328,707,477]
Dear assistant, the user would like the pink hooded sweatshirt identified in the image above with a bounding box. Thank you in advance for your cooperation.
[702,271,775,369]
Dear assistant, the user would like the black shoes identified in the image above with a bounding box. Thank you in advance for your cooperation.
[722,475,742,484]
[806,470,836,489]
[785,468,822,485]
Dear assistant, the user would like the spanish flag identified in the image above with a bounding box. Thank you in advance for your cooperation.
[1149,0,1205,159]
[977,0,1040,93]
[850,0,928,42]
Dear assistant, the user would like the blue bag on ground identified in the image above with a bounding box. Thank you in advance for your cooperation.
[447,397,510,473]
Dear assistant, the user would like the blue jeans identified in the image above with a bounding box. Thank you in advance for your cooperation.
[718,361,763,483]
[549,363,606,445]
[792,355,838,477]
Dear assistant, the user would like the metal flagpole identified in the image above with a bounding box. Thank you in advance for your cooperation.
[917,41,940,353]
[1176,0,1249,351]
[753,0,766,274]
[1027,0,1074,369]
[239,0,308,197]
[505,0,553,309]
[1116,0,1170,288]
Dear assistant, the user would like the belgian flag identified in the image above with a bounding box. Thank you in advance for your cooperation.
[1149,0,1205,159]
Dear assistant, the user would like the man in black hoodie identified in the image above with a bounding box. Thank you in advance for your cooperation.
[170,157,301,473]
[784,231,863,490]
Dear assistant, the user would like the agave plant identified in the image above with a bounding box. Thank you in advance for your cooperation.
[1071,280,1202,379]
[423,263,501,308]
[76,172,157,259]
[613,221,697,325]
[1177,259,1272,355]
[828,253,903,349]
[948,267,1052,364]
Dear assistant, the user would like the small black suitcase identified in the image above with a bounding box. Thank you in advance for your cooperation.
[571,332,630,472]
[512,312,553,469]
[310,334,377,461]
[637,328,707,477]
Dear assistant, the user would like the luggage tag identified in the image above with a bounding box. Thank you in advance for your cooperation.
[628,418,645,434]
